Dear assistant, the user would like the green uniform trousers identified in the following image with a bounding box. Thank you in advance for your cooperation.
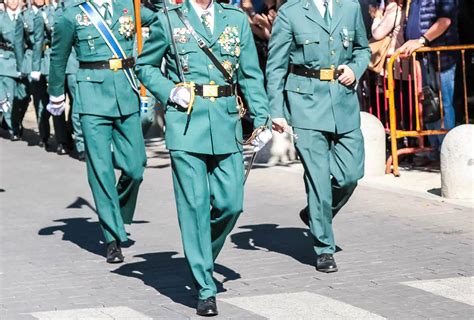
[80,112,146,244]
[66,74,84,153]
[0,76,16,134]
[169,150,244,299]
[294,128,364,255]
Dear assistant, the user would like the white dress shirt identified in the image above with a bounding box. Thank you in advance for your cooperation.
[6,8,21,21]
[190,0,215,34]
[313,0,333,18]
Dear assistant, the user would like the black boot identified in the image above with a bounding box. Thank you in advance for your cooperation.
[106,241,124,264]
[197,297,218,317]
[299,207,310,227]
[316,254,338,273]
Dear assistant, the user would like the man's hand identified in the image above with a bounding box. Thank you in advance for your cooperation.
[47,99,66,116]
[170,86,192,109]
[250,14,272,40]
[30,71,41,82]
[272,117,289,133]
[398,39,424,56]
[337,65,355,86]
[251,129,273,152]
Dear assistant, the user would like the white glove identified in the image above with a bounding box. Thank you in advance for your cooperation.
[251,129,273,152]
[0,99,11,113]
[170,86,191,109]
[30,71,41,81]
[46,100,66,116]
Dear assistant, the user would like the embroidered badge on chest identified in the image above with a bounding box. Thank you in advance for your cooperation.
[76,13,92,26]
[119,9,134,39]
[173,27,190,44]
[218,26,240,57]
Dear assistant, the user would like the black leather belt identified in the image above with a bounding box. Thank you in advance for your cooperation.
[0,42,14,52]
[194,83,236,98]
[79,57,135,71]
[289,64,343,81]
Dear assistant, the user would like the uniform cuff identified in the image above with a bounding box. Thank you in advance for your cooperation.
[50,94,65,103]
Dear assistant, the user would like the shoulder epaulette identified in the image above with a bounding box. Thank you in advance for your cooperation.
[219,3,245,13]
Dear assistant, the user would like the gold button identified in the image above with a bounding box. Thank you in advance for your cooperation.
[88,35,92,39]
[182,49,185,52]
[86,76,90,80]
[329,36,334,41]
[305,40,309,44]
[208,64,213,69]
[331,50,335,55]
[296,88,300,92]
[330,64,335,69]
[210,97,216,102]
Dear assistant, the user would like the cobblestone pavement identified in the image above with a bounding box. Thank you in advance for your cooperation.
[1,136,473,320]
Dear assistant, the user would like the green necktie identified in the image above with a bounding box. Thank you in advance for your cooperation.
[102,2,112,25]
[324,0,331,27]
[201,12,212,37]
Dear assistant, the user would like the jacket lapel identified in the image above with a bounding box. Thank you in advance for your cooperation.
[303,0,329,34]
[210,3,226,46]
[110,0,123,29]
[183,0,211,43]
[330,0,344,35]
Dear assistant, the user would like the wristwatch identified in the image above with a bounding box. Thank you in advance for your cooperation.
[418,35,429,46]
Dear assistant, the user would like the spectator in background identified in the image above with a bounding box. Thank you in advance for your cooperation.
[370,0,404,56]
[399,0,459,159]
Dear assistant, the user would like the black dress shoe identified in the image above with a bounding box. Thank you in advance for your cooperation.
[56,143,68,155]
[77,151,86,162]
[10,134,20,141]
[39,140,49,150]
[316,254,338,273]
[106,241,124,264]
[299,207,310,227]
[196,297,218,317]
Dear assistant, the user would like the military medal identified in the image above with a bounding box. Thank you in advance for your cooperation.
[119,14,135,39]
[218,26,240,56]
[342,27,350,48]
[222,60,233,76]
[76,13,91,26]
[181,55,190,73]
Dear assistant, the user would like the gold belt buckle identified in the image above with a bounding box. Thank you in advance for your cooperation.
[320,69,334,81]
[202,84,219,97]
[109,58,122,71]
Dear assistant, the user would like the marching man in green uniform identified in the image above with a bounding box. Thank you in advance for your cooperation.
[47,0,155,263]
[0,0,24,141]
[267,0,370,273]
[136,0,272,315]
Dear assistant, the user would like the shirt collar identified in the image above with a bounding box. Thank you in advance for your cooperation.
[190,0,215,20]
[6,8,20,21]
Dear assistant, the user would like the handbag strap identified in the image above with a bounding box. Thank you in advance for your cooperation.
[388,5,399,38]
[175,8,233,83]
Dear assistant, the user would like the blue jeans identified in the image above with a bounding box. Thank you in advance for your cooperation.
[425,63,457,153]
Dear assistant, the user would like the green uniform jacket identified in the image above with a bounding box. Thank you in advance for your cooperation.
[0,12,24,78]
[266,0,370,134]
[135,0,270,155]
[20,8,45,74]
[52,2,79,75]
[48,0,155,117]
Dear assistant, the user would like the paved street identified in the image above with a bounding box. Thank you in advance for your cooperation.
[1,134,473,319]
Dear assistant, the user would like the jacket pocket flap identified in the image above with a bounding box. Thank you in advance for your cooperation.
[76,72,105,83]
[285,75,313,94]
[77,32,101,41]
[294,33,320,44]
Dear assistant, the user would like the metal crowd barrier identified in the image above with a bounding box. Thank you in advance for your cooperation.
[383,44,474,176]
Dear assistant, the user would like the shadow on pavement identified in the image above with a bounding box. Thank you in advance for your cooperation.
[38,197,147,257]
[112,252,241,308]
[231,224,316,267]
